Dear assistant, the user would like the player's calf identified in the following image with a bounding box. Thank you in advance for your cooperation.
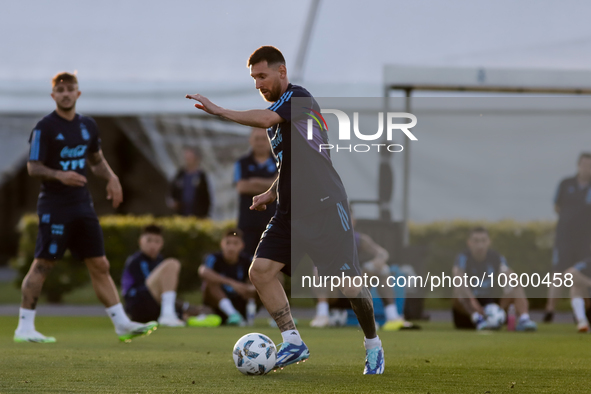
[85,256,120,307]
[21,259,56,309]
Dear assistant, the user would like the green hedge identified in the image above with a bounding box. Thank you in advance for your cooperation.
[11,215,235,303]
[409,220,555,276]
[409,220,555,308]
[12,216,556,305]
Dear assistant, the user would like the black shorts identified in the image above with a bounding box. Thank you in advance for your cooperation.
[552,241,590,273]
[34,201,105,260]
[452,298,499,329]
[239,227,266,258]
[255,200,361,278]
[124,287,182,323]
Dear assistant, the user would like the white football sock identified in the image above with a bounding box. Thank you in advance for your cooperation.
[364,335,382,350]
[219,298,238,316]
[316,301,329,317]
[384,303,401,321]
[160,291,177,318]
[571,297,588,324]
[16,308,36,332]
[106,303,132,329]
[281,329,303,346]
[518,313,530,322]
[471,312,483,324]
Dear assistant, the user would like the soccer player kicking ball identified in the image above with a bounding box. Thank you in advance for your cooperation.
[187,46,384,375]
[14,72,158,343]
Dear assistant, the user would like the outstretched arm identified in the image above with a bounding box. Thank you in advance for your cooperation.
[185,93,283,128]
[87,150,123,208]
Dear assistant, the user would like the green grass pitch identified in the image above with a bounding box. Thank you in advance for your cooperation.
[1,317,590,393]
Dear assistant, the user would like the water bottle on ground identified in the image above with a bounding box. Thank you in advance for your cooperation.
[507,304,516,331]
[246,299,256,326]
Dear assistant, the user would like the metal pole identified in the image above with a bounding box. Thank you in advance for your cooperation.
[402,88,412,245]
[378,87,393,220]
[292,0,321,83]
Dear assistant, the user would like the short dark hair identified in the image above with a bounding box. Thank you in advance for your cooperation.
[223,228,243,240]
[247,46,285,68]
[184,146,202,159]
[469,226,488,237]
[579,152,591,163]
[52,72,78,88]
[142,224,163,236]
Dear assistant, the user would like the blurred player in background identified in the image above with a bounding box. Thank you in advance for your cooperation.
[234,127,277,256]
[121,224,221,328]
[452,227,537,331]
[186,46,384,375]
[15,72,157,343]
[545,152,591,322]
[565,242,591,332]
[169,147,212,218]
[311,212,415,331]
[199,229,256,325]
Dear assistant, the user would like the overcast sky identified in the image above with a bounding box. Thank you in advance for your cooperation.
[2,0,590,85]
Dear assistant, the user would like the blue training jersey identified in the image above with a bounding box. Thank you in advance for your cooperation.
[28,111,101,205]
[266,83,347,217]
[121,251,163,296]
[454,249,509,298]
[202,251,251,295]
[554,176,591,245]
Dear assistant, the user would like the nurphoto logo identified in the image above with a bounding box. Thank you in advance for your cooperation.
[307,110,417,153]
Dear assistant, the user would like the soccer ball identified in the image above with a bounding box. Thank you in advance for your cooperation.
[233,333,277,375]
[483,303,506,327]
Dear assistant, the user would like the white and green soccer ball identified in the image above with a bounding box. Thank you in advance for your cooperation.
[233,333,277,375]
[483,303,506,327]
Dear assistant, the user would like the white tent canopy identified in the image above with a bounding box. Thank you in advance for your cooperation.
[2,0,591,222]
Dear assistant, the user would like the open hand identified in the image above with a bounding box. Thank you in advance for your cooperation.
[185,93,222,116]
[106,176,123,208]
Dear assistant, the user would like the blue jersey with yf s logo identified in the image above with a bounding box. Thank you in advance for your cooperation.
[28,111,101,205]
[267,83,347,217]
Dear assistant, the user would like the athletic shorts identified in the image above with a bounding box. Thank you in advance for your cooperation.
[34,201,105,260]
[452,298,499,329]
[552,240,590,273]
[239,226,266,258]
[124,287,182,323]
[255,200,361,278]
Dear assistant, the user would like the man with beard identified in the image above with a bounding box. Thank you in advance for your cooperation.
[15,72,158,343]
[186,46,384,375]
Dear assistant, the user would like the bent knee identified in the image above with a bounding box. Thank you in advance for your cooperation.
[340,285,364,299]
[249,258,281,283]
[33,258,57,269]
[565,267,578,276]
[162,258,181,271]
[30,259,57,275]
[86,257,110,274]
